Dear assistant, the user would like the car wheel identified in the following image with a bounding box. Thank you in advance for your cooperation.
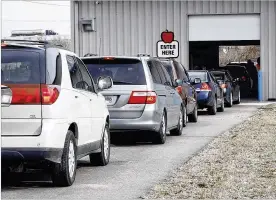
[89,122,110,166]
[153,112,167,144]
[188,103,198,123]
[207,98,217,115]
[226,92,233,107]
[217,98,225,112]
[233,90,241,104]
[170,106,184,136]
[52,130,77,187]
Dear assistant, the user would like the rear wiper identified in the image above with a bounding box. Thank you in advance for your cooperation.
[113,81,133,85]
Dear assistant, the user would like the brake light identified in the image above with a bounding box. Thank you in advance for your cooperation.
[103,57,114,60]
[1,43,7,47]
[176,86,182,94]
[200,83,212,91]
[242,76,246,81]
[41,85,60,105]
[128,91,157,104]
[5,84,60,105]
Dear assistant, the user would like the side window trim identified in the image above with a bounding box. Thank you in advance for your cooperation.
[66,54,84,90]
[74,56,96,93]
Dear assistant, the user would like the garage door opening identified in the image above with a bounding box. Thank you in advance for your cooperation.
[188,14,261,100]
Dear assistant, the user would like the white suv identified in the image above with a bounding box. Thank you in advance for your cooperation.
[1,40,112,186]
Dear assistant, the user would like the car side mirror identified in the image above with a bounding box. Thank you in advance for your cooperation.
[193,78,201,84]
[174,79,183,87]
[97,76,113,90]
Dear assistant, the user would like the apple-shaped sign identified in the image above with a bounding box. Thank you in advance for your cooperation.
[161,30,174,43]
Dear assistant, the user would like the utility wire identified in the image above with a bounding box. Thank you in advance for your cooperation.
[23,0,70,7]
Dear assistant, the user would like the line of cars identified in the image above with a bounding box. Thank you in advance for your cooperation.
[1,40,240,187]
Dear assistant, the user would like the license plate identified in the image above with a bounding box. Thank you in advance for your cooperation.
[104,96,117,106]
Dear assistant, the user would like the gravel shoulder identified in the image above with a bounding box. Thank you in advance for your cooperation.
[146,103,276,199]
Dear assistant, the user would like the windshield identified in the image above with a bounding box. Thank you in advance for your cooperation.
[82,58,146,85]
[211,72,225,81]
[188,71,208,82]
[1,49,41,84]
[226,66,247,78]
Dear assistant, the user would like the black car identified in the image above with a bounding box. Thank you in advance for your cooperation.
[209,70,241,107]
[159,58,198,122]
[221,65,252,98]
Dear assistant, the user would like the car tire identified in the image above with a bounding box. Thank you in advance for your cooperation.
[52,130,77,187]
[207,98,217,115]
[188,103,198,123]
[89,122,110,166]
[217,98,225,112]
[170,106,184,136]
[226,92,233,107]
[153,112,167,144]
[233,90,241,104]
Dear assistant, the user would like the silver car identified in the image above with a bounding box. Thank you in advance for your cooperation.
[81,55,183,144]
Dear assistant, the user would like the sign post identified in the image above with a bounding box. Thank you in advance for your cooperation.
[156,30,179,58]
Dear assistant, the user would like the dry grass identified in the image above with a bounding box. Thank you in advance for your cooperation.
[146,104,276,199]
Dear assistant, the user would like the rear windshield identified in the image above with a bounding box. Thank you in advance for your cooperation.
[1,49,41,84]
[82,58,146,85]
[188,71,208,82]
[226,66,247,78]
[161,61,174,82]
[211,72,225,81]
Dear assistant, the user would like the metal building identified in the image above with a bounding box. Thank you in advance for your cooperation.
[71,0,276,100]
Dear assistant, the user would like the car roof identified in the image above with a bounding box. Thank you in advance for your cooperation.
[188,70,208,72]
[80,55,147,61]
[210,70,225,74]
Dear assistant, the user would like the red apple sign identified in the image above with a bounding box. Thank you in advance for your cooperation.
[161,30,174,43]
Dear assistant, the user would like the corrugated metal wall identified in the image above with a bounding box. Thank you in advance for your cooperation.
[71,0,276,100]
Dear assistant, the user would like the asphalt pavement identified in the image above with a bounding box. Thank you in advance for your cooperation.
[1,101,268,200]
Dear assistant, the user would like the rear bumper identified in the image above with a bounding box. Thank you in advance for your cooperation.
[110,107,162,132]
[1,148,63,164]
[196,91,214,108]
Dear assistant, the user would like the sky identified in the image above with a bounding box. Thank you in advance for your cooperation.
[1,1,70,37]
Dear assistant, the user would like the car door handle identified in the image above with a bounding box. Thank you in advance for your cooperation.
[170,92,175,95]
[75,96,78,98]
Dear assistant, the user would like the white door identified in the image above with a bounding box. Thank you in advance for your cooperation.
[189,14,260,41]
[66,55,93,146]
[76,57,104,143]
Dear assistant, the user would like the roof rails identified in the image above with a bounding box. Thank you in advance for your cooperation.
[1,39,49,45]
[1,39,64,48]
[137,54,150,57]
[83,53,98,57]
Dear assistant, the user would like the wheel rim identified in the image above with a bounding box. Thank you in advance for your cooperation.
[214,100,217,110]
[161,115,166,138]
[238,91,241,102]
[179,109,183,130]
[230,93,233,105]
[103,128,109,160]
[68,141,75,179]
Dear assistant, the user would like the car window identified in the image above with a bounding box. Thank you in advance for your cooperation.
[66,55,83,90]
[75,57,95,93]
[160,63,173,86]
[154,61,167,85]
[161,61,174,83]
[1,49,41,84]
[148,60,162,84]
[179,63,189,82]
[82,58,146,85]
[209,73,217,83]
[188,71,208,83]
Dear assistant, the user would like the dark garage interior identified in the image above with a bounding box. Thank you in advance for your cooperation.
[189,40,260,99]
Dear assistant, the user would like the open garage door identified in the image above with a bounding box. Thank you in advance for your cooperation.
[189,14,260,41]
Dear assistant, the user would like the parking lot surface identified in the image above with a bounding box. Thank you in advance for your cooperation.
[2,101,265,200]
